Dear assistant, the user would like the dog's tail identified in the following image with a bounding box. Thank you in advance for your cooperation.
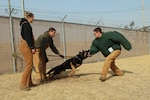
[47,67,57,74]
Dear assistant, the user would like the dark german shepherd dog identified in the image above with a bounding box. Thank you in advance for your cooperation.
[47,50,89,79]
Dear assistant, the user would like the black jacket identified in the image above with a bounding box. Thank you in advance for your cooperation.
[20,18,34,49]
[34,32,60,61]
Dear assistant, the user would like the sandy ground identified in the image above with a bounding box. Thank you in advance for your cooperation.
[0,55,150,100]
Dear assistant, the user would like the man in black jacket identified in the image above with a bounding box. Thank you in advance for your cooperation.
[33,27,64,83]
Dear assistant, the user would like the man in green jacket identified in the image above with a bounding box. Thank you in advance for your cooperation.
[89,27,132,81]
[33,27,64,83]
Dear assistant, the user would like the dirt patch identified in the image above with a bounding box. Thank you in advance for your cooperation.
[0,55,150,100]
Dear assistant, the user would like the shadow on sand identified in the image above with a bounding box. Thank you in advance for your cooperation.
[106,70,134,80]
[35,70,133,87]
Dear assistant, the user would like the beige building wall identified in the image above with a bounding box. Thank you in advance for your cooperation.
[0,16,149,73]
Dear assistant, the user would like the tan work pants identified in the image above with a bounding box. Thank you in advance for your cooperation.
[19,39,33,87]
[33,49,46,81]
[101,50,123,78]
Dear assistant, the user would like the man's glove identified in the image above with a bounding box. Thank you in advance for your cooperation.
[58,54,64,58]
[45,57,49,63]
[87,50,92,57]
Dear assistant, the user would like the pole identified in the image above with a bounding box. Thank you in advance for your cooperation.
[147,32,150,54]
[95,20,101,27]
[62,15,67,61]
[95,19,101,62]
[20,0,25,17]
[142,0,146,27]
[8,0,16,73]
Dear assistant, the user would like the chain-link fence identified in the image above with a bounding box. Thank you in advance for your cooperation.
[0,16,149,74]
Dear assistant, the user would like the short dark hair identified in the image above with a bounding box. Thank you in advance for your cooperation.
[48,27,56,32]
[93,27,102,33]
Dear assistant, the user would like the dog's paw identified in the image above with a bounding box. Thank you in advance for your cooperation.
[47,74,54,79]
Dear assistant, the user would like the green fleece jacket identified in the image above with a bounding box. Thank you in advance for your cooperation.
[34,31,59,60]
[90,31,132,57]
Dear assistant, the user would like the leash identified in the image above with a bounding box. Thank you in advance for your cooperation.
[47,54,73,59]
[12,53,68,73]
[13,53,68,60]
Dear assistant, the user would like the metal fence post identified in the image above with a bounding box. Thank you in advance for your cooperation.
[8,0,16,74]
[95,20,101,62]
[148,32,150,54]
[61,15,67,61]
[20,0,25,17]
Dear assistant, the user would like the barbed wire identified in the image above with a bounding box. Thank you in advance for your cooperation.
[0,5,149,28]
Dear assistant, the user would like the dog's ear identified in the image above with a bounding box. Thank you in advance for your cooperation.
[79,51,82,54]
[87,50,90,52]
[83,49,86,53]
